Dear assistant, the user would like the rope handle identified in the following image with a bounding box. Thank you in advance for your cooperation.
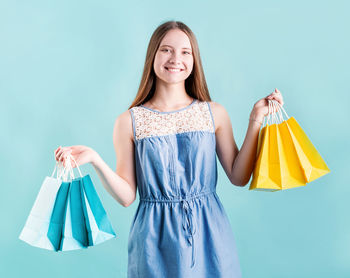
[271,99,289,119]
[50,153,83,181]
[50,160,65,179]
[264,99,290,127]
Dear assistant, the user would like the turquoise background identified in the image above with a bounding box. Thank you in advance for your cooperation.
[1,0,349,277]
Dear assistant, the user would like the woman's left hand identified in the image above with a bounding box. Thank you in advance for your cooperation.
[250,88,284,123]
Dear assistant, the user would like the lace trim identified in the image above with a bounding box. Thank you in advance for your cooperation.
[130,101,214,140]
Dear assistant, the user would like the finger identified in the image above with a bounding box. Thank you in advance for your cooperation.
[54,147,62,160]
[267,98,282,111]
[275,95,284,105]
[56,150,62,161]
[65,151,72,161]
[271,96,284,106]
[274,89,283,101]
[57,148,65,159]
[56,147,65,155]
[54,146,61,155]
[61,148,71,154]
[61,150,71,161]
[267,90,277,99]
[58,152,64,161]
[62,154,71,166]
[58,150,68,161]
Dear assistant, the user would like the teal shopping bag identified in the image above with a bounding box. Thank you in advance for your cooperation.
[48,154,116,251]
[47,181,70,251]
[81,174,116,246]
[59,178,89,251]
[20,153,116,252]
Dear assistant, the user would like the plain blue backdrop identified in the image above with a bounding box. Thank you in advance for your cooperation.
[1,0,349,277]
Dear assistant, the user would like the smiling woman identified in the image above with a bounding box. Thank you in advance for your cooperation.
[123,21,243,278]
[55,19,284,278]
[150,28,194,102]
[128,20,211,112]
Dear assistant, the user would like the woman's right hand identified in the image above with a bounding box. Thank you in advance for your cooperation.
[54,145,97,168]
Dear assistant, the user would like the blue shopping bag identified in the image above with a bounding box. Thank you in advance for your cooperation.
[81,174,116,246]
[19,154,116,251]
[53,177,90,251]
[47,181,70,251]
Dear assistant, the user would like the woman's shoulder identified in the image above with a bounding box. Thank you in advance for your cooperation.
[207,100,225,112]
[206,101,230,133]
[113,109,134,143]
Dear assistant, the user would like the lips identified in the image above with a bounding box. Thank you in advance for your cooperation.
[165,67,184,72]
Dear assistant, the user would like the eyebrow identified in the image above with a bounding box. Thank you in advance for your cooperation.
[160,44,192,50]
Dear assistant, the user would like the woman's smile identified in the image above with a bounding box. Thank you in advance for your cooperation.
[164,66,184,73]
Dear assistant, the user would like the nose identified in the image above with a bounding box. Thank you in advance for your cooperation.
[168,51,182,65]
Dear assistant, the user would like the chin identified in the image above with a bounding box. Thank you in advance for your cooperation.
[168,76,188,82]
[157,76,185,84]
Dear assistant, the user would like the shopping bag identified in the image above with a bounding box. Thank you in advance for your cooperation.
[249,100,301,191]
[19,153,116,251]
[58,178,89,251]
[81,174,116,246]
[49,154,116,251]
[249,100,330,191]
[47,180,70,251]
[283,117,330,182]
[19,161,66,250]
[249,123,281,191]
[270,100,308,189]
[273,100,331,183]
[47,157,91,251]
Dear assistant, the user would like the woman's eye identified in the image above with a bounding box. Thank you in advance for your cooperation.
[161,49,191,55]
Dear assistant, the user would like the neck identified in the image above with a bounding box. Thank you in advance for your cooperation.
[151,80,192,109]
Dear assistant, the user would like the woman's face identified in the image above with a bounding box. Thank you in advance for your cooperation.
[153,29,194,85]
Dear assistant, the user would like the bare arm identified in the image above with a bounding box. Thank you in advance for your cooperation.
[230,115,261,186]
[212,102,259,186]
[91,110,137,207]
[211,89,284,186]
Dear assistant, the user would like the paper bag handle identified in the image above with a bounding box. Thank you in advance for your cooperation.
[50,161,67,179]
[271,99,289,120]
[50,153,83,181]
[265,100,289,126]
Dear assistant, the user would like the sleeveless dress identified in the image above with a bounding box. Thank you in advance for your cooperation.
[128,99,242,278]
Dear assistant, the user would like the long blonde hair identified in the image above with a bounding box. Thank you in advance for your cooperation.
[128,20,212,109]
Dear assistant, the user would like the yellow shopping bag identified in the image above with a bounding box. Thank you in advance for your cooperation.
[275,120,308,189]
[250,124,281,191]
[283,117,330,182]
[250,100,330,191]
[275,100,330,183]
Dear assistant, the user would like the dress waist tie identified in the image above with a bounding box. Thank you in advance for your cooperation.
[140,189,216,269]
[181,199,196,268]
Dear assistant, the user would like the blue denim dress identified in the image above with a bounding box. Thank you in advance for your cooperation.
[128,99,242,277]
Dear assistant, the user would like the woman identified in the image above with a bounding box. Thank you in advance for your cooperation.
[55,20,283,277]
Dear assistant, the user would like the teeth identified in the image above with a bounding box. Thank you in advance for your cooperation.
[166,67,181,72]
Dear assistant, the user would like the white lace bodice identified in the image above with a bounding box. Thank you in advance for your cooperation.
[129,100,215,141]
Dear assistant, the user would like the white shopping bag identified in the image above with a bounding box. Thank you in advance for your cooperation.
[19,161,66,250]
